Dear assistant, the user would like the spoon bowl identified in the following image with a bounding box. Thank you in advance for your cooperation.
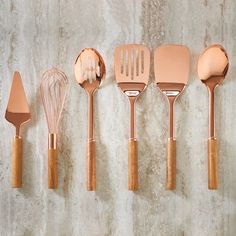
[198,44,228,87]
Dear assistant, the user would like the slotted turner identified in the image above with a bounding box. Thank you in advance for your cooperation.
[154,45,190,190]
[115,44,150,191]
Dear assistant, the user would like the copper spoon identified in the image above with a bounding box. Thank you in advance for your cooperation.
[197,44,229,189]
[74,48,106,191]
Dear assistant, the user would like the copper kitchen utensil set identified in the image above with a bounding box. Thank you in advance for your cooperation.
[4,44,229,192]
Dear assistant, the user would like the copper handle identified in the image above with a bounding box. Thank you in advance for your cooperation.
[12,136,23,188]
[48,148,58,189]
[166,138,176,190]
[166,97,176,190]
[208,138,218,189]
[48,133,57,189]
[87,139,96,191]
[128,139,138,191]
[207,86,218,189]
[87,93,96,191]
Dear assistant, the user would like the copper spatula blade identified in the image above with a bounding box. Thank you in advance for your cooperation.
[5,71,31,134]
[154,45,190,85]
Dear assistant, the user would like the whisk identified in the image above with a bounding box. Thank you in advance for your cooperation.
[40,68,68,189]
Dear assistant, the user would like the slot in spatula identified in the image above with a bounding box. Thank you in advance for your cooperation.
[154,45,190,190]
[5,71,31,188]
[115,44,150,190]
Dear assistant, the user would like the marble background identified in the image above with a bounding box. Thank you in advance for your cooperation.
[0,0,236,235]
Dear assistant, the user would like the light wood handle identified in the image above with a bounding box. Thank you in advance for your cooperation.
[208,138,218,189]
[128,139,138,191]
[48,149,58,189]
[87,139,96,191]
[12,136,23,188]
[166,138,176,190]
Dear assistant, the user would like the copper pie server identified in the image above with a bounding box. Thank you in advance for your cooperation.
[74,48,106,191]
[5,71,31,188]
[154,45,190,190]
[115,44,150,191]
[197,44,229,189]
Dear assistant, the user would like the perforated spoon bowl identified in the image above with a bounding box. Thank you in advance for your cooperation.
[198,44,229,189]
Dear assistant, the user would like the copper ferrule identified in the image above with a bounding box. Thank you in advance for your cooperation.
[48,133,57,149]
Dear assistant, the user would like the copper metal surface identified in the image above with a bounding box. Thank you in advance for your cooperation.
[5,71,31,136]
[48,133,57,149]
[114,44,150,139]
[198,44,229,138]
[154,45,190,138]
[74,48,106,140]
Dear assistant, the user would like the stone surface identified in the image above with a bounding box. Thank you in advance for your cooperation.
[0,0,236,235]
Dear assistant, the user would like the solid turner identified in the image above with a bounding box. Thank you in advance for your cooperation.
[154,45,190,190]
[5,71,31,188]
[198,44,228,189]
[115,44,150,191]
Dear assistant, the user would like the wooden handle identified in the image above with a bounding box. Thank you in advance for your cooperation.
[87,139,96,191]
[166,138,176,190]
[12,136,23,188]
[128,139,138,191]
[208,138,218,189]
[48,149,58,189]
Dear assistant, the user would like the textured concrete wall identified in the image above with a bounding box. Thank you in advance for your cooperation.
[0,0,236,235]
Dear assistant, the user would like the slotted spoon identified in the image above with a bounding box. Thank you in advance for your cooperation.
[75,48,106,191]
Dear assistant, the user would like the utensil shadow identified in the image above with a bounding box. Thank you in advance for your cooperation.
[56,107,72,198]
[94,90,112,200]
[217,140,236,200]
[95,140,113,201]
[18,139,34,197]
[19,91,41,197]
